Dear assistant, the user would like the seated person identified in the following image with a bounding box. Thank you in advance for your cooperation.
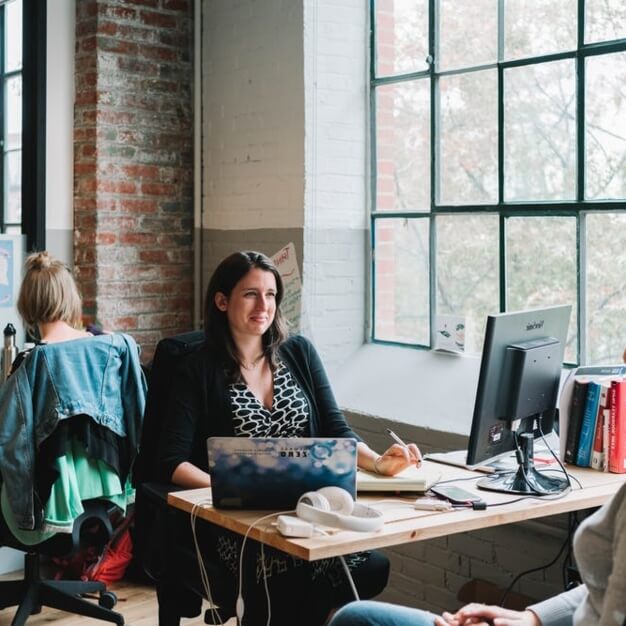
[330,481,626,626]
[0,251,146,544]
[156,250,422,626]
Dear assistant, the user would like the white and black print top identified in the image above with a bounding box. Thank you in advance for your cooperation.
[229,361,309,437]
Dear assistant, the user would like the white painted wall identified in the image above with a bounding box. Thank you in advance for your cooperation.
[201,0,305,231]
[301,0,369,369]
[335,345,482,435]
[45,0,75,264]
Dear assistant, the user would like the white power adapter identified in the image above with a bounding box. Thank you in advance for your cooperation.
[414,497,453,511]
[276,515,314,537]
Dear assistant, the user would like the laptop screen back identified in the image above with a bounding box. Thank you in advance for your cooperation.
[207,437,357,509]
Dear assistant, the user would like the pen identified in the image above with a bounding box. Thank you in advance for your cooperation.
[386,428,422,465]
[386,428,408,448]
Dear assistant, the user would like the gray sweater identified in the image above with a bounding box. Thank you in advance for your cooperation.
[529,481,626,626]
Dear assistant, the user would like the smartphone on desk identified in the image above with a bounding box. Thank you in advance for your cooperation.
[430,484,482,504]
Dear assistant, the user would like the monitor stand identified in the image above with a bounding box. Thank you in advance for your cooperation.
[477,432,569,495]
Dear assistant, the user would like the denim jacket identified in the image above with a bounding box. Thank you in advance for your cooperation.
[0,333,146,530]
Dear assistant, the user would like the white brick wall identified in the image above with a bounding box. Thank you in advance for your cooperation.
[201,0,305,231]
[302,0,369,369]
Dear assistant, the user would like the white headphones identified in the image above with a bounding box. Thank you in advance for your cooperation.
[295,486,384,533]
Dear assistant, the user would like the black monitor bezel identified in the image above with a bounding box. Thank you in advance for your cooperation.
[466,304,572,467]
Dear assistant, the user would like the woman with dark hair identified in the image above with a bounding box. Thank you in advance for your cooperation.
[157,250,421,625]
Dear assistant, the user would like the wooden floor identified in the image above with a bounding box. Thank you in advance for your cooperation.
[0,574,236,625]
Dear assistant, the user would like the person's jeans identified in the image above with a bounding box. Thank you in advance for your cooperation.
[330,600,436,626]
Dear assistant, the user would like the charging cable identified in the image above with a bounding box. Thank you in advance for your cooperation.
[190,499,223,625]
[237,510,292,626]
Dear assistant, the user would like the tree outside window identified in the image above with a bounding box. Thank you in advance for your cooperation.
[371,0,626,365]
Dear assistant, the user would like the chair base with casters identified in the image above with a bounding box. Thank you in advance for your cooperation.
[0,500,125,625]
[0,551,124,626]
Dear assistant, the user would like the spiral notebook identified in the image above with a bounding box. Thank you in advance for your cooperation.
[207,437,357,509]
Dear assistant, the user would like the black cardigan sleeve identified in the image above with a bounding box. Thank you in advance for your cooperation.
[156,351,209,481]
[281,335,360,440]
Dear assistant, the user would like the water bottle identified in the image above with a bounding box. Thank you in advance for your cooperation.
[2,323,17,382]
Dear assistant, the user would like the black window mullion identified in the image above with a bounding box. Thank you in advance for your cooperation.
[0,4,5,232]
[21,0,46,251]
[429,0,437,346]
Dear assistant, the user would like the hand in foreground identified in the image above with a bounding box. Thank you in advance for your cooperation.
[434,604,541,626]
[375,442,422,476]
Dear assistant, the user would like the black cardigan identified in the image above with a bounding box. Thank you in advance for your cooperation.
[156,335,359,481]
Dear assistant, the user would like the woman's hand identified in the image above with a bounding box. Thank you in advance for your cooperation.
[434,604,541,626]
[374,442,422,476]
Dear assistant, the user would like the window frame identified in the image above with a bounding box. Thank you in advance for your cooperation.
[369,0,626,364]
[0,0,46,250]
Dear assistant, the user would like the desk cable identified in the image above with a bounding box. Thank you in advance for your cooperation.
[189,498,224,624]
[190,499,224,626]
[499,525,572,607]
[237,510,292,626]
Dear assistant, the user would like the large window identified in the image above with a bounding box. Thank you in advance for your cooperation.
[1,0,45,250]
[371,0,626,365]
[1,0,22,232]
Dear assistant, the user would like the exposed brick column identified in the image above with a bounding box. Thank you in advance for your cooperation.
[73,0,193,362]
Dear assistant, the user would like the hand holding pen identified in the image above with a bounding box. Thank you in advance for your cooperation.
[373,428,422,476]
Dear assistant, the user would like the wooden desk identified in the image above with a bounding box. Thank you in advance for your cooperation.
[167,461,626,561]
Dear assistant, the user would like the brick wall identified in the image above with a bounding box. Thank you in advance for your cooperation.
[73,0,194,362]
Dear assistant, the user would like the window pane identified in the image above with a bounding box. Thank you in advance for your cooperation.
[438,0,497,71]
[439,70,497,205]
[4,150,21,224]
[5,76,22,151]
[585,52,626,200]
[504,0,576,60]
[375,0,428,77]
[585,0,626,43]
[436,214,499,354]
[506,217,577,363]
[504,60,576,201]
[375,81,430,212]
[374,218,430,345]
[586,213,626,364]
[5,0,23,73]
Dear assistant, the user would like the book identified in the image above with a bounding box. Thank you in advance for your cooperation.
[563,380,589,464]
[590,384,610,470]
[575,381,604,467]
[608,380,626,473]
[356,465,442,493]
[559,365,626,462]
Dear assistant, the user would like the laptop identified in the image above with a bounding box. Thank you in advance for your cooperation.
[207,437,358,509]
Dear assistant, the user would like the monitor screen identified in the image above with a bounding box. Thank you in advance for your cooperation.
[466,304,572,469]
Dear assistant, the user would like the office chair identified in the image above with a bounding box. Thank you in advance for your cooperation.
[132,330,232,626]
[0,499,124,625]
[133,330,390,626]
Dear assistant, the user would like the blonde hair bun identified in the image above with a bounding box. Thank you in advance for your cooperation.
[25,251,53,271]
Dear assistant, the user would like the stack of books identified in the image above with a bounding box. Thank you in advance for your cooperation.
[559,365,626,473]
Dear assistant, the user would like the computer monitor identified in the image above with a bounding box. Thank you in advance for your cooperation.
[466,304,572,495]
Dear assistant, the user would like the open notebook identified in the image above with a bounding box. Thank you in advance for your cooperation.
[357,465,441,493]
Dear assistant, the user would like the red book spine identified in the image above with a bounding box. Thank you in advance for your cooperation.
[608,381,626,473]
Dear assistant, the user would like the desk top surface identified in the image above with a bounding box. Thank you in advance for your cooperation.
[167,461,626,561]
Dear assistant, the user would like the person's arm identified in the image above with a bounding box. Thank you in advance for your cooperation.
[596,491,626,626]
[299,337,421,475]
[171,461,211,488]
[357,441,421,476]
[157,354,207,486]
[436,604,542,626]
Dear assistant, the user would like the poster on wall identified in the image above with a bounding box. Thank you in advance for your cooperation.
[0,240,14,307]
[272,242,302,331]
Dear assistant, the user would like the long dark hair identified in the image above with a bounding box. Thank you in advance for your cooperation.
[204,251,289,377]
